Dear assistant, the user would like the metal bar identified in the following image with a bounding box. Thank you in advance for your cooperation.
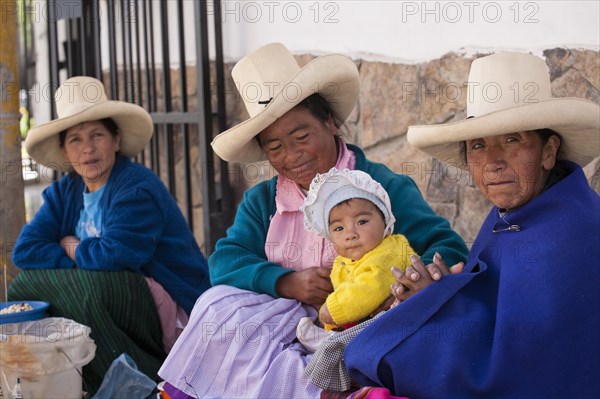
[141,0,154,169]
[133,0,145,164]
[47,0,59,118]
[106,0,118,97]
[78,10,86,76]
[147,1,159,176]
[148,2,157,113]
[160,1,176,196]
[120,0,128,100]
[134,0,143,106]
[213,0,234,226]
[19,0,28,87]
[65,19,74,76]
[90,0,101,79]
[150,112,202,124]
[194,0,217,248]
[214,0,226,133]
[177,0,193,228]
[47,0,60,181]
[125,0,135,103]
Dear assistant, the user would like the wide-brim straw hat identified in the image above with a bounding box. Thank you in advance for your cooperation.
[211,42,360,164]
[301,168,395,240]
[407,52,600,168]
[25,76,153,172]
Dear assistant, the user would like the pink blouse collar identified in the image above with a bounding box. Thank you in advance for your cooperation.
[275,139,356,213]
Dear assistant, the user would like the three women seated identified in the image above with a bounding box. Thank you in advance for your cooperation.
[11,44,599,398]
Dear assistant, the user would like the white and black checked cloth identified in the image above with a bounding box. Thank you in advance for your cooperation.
[305,314,383,391]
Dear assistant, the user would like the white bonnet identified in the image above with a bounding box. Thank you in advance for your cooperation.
[301,168,395,239]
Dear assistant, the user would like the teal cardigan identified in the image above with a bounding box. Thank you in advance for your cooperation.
[209,145,468,297]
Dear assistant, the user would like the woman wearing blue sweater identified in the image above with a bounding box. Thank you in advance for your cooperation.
[345,52,600,399]
[10,76,211,394]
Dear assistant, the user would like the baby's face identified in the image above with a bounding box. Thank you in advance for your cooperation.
[328,198,386,261]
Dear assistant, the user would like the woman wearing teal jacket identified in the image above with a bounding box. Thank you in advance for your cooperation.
[208,143,464,295]
[159,42,467,399]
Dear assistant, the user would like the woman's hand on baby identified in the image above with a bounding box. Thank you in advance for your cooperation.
[276,267,333,307]
[390,253,464,305]
[426,252,464,281]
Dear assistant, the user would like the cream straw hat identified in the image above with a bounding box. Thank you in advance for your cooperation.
[25,76,153,172]
[211,43,360,164]
[407,52,599,168]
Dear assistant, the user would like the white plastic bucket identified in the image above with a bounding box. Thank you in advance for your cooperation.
[0,317,96,399]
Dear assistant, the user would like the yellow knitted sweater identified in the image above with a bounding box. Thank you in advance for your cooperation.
[322,234,416,330]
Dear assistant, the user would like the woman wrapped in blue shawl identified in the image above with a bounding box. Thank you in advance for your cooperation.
[344,52,600,398]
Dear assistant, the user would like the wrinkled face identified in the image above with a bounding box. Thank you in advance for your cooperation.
[62,121,121,192]
[258,107,339,190]
[328,198,386,261]
[466,131,560,210]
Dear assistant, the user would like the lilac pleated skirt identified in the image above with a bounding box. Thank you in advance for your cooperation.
[159,285,322,398]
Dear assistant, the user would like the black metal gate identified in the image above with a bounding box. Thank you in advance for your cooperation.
[18,0,235,252]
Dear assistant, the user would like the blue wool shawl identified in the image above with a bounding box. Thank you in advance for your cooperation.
[345,161,600,398]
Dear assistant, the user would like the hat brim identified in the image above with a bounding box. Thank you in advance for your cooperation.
[211,54,360,164]
[25,101,153,172]
[407,97,600,169]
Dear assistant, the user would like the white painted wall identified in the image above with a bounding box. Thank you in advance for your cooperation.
[93,1,598,69]
[24,0,598,157]
[217,0,599,62]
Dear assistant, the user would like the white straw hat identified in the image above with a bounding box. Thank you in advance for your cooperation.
[407,52,600,168]
[301,168,395,240]
[25,76,153,172]
[211,43,360,164]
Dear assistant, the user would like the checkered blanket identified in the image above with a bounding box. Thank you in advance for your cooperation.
[305,314,383,391]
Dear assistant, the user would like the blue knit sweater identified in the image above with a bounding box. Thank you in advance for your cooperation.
[13,156,210,314]
[209,144,468,297]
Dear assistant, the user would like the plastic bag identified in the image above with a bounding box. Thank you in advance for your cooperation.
[92,353,156,399]
[0,317,96,399]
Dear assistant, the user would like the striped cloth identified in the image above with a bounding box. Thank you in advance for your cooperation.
[8,269,166,394]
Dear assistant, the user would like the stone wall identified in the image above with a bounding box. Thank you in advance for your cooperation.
[222,48,600,246]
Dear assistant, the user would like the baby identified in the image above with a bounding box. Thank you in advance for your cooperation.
[301,168,416,334]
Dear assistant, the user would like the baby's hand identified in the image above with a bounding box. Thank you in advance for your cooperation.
[319,303,334,325]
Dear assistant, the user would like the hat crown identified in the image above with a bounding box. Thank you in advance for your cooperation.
[232,42,302,118]
[25,75,153,172]
[467,52,552,117]
[211,42,360,164]
[55,76,109,118]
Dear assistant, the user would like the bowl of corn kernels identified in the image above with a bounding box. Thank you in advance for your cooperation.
[0,301,50,324]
